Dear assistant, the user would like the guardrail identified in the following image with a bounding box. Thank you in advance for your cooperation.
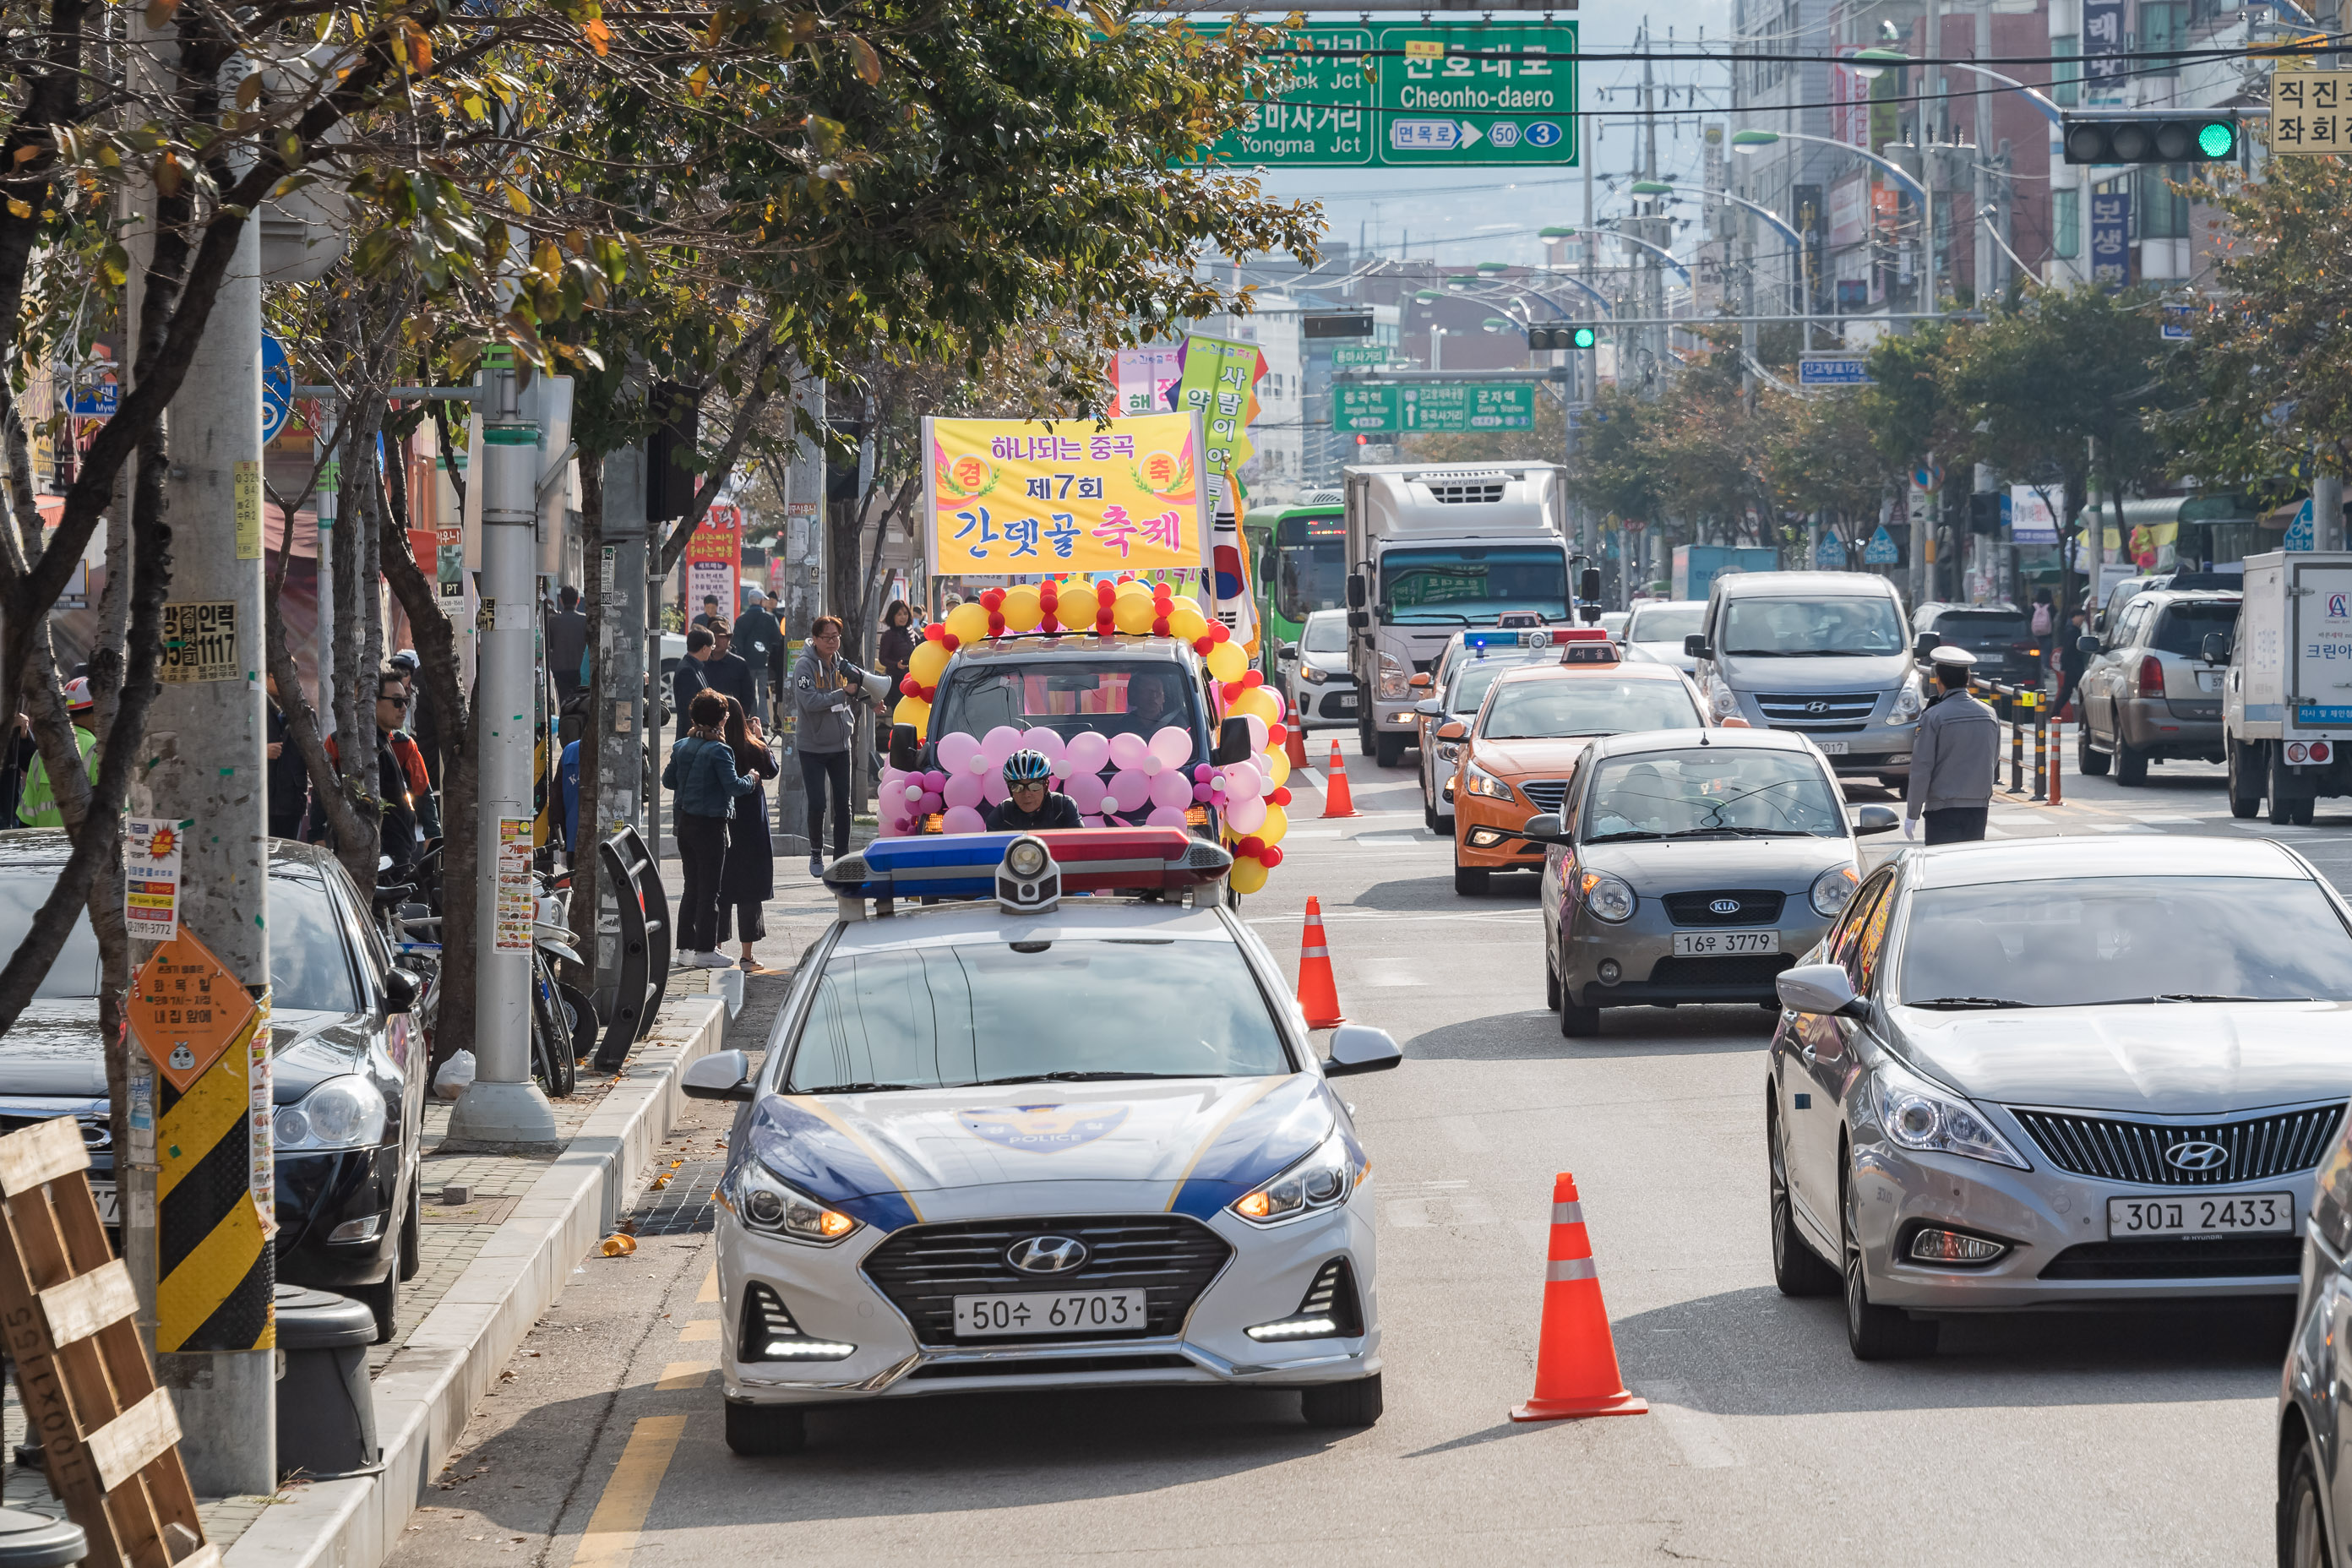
[1971,678,2056,806]
[594,825,672,1071]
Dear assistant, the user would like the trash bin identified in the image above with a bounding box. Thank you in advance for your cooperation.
[274,1285,379,1479]
[0,1507,85,1566]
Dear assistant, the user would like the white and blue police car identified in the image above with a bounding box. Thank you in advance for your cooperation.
[682,827,1402,1455]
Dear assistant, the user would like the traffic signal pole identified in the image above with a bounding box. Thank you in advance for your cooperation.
[445,352,559,1150]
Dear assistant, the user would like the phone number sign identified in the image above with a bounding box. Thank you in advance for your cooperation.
[1192,23,1577,169]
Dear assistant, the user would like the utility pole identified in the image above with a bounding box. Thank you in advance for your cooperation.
[129,195,277,1495]
[773,376,825,859]
[445,351,558,1150]
[2317,466,2344,553]
[1641,26,1664,391]
[1974,0,1995,302]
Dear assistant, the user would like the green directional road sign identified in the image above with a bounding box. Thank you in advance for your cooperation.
[1331,383,1538,433]
[1331,345,1402,367]
[1191,23,1576,169]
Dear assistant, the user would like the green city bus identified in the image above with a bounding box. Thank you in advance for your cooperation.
[1250,499,1347,672]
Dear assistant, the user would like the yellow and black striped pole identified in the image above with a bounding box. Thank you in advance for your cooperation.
[154,995,274,1354]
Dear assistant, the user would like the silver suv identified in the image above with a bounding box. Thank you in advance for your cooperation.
[2074,588,2237,786]
[1685,572,1921,787]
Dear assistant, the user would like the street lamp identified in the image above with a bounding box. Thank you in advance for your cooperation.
[1838,47,2062,125]
[1733,127,1934,312]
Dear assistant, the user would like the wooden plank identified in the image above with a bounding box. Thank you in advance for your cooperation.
[86,1387,182,1493]
[171,1544,220,1568]
[38,1259,137,1348]
[0,1118,88,1196]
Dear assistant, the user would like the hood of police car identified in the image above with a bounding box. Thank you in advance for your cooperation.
[744,1073,1337,1228]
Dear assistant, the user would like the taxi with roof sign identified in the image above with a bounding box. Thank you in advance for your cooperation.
[682,826,1402,1456]
[1444,629,1712,894]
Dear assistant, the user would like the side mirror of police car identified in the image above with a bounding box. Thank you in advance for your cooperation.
[1776,963,1867,1021]
[682,1049,757,1102]
[1518,812,1568,845]
[1212,716,1255,766]
[1850,804,1899,836]
[2202,631,2231,665]
[1323,1023,1402,1078]
[888,722,921,772]
[1683,633,1709,661]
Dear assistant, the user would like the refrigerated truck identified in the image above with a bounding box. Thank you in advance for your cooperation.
[1342,462,1575,767]
[2220,550,2352,823]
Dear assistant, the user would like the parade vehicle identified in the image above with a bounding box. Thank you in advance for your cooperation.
[1764,836,2352,1363]
[683,828,1402,1456]
[1527,727,1896,1035]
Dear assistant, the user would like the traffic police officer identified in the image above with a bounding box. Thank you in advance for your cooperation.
[1904,645,2000,844]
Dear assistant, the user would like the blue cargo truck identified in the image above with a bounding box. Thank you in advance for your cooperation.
[1671,545,1779,604]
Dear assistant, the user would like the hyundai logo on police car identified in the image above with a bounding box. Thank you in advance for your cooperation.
[1006,1236,1091,1275]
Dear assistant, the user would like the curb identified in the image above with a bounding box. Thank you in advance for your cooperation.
[222,991,731,1568]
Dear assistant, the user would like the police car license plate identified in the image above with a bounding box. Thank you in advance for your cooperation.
[1671,930,1779,957]
[2108,1193,2293,1240]
[953,1290,1147,1338]
[89,1181,117,1226]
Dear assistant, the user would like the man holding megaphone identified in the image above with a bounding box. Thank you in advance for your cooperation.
[790,614,892,876]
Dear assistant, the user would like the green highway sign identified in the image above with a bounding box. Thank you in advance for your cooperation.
[1192,23,1577,169]
[1331,383,1538,433]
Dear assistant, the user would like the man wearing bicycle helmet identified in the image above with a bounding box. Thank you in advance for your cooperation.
[983,748,1083,831]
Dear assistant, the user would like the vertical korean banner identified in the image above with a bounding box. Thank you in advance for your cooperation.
[1108,347,1183,420]
[1169,335,1267,654]
[684,501,743,619]
[923,412,1211,577]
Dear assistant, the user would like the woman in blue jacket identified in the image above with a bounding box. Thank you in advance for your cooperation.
[662,689,758,968]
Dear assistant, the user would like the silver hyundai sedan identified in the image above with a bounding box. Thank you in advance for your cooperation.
[1767,836,2352,1360]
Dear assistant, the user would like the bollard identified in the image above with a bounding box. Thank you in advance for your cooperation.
[2048,689,2063,807]
[2030,691,2048,802]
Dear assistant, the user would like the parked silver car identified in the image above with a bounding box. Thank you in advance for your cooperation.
[1279,609,1358,733]
[2076,588,2238,784]
[1768,836,2352,1361]
[1529,728,1897,1037]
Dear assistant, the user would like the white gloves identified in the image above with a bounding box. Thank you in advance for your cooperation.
[1902,816,1917,840]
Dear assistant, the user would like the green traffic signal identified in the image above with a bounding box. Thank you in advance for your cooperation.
[2197,120,2236,159]
[1571,325,1598,350]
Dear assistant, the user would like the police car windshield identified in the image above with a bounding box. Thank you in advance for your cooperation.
[932,662,1201,749]
[786,939,1291,1090]
[1482,679,1701,740]
[1723,596,1907,656]
[1582,749,1845,841]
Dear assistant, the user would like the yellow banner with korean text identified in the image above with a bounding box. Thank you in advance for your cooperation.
[923,413,1213,578]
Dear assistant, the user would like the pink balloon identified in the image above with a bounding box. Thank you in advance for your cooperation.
[1224,795,1268,833]
[1264,689,1288,721]
[981,725,1026,772]
[1066,772,1108,814]
[1222,763,1262,804]
[1148,726,1194,770]
[983,774,1011,806]
[936,732,981,774]
[940,805,988,835]
[1146,806,1190,829]
[916,791,943,814]
[1193,782,1216,803]
[1108,732,1150,770]
[923,770,949,792]
[1024,728,1066,765]
[1150,770,1195,809]
[1064,730,1111,776]
[879,815,906,838]
[944,774,984,809]
[1193,764,1214,783]
[1241,714,1269,752]
[1079,814,1105,828]
[1108,767,1150,814]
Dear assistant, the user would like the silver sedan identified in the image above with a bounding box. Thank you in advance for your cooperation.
[1768,835,2352,1360]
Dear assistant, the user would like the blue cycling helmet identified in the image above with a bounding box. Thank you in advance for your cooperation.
[1003,749,1054,785]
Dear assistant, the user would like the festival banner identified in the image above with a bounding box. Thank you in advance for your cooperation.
[924,412,1211,578]
[1169,334,1267,497]
[683,500,743,621]
[1108,346,1183,420]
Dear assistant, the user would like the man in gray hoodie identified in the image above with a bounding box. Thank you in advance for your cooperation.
[1904,646,2000,844]
[791,615,883,875]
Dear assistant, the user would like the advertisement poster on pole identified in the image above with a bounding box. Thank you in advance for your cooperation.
[494,817,536,952]
[922,411,1212,577]
[123,819,182,941]
[683,501,743,618]
[2010,484,2062,544]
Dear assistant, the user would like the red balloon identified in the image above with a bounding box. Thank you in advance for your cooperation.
[1238,836,1266,858]
[1271,787,1292,807]
[1242,669,1264,689]
[923,623,945,643]
[1039,616,1059,634]
[899,677,919,697]
[922,684,937,701]
[1194,635,1216,655]
[988,612,1006,634]
[1209,622,1231,643]
[1260,846,1284,868]
[1266,723,1287,747]
[1152,617,1171,637]
[1222,680,1244,700]
[1096,611,1116,633]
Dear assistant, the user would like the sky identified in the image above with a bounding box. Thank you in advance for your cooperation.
[1255,4,1739,270]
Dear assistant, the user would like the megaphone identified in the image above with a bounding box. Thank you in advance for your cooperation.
[852,665,896,703]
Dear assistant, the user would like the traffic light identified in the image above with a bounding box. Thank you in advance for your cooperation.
[1529,323,1599,351]
[2061,115,2239,165]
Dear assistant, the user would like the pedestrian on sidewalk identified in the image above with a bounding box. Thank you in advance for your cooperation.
[2057,607,2090,718]
[662,689,759,969]
[1904,645,2000,845]
[547,586,589,709]
[717,696,778,970]
[734,589,786,722]
[791,614,881,878]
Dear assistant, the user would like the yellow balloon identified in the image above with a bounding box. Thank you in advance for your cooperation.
[1111,591,1159,634]
[1229,687,1279,727]
[893,695,931,739]
[1206,642,1247,683]
[1228,854,1269,896]
[1266,748,1291,788]
[1257,802,1289,847]
[1167,602,1208,643]
[908,640,950,687]
[1116,577,1152,597]
[945,602,991,645]
[1000,585,1043,633]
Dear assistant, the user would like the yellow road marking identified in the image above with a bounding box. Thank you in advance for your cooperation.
[696,1266,718,1304]
[655,1363,712,1391]
[569,1415,689,1568]
[678,1319,718,1342]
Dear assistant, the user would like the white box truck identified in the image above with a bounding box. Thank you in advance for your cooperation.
[1342,462,1576,767]
[2219,550,2352,822]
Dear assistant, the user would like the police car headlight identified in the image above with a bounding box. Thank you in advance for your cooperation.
[1006,838,1049,879]
[731,1161,858,1244]
[1233,1130,1358,1226]
[1578,869,1636,923]
[1463,764,1516,802]
[274,1076,387,1152]
[1810,864,1860,917]
[1890,676,1925,723]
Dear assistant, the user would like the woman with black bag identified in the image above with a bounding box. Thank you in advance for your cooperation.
[717,695,779,971]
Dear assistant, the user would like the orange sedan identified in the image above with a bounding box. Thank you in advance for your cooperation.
[1442,646,1709,894]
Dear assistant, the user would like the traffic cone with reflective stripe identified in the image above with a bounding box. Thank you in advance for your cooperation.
[1295,896,1346,1029]
[1286,722,1310,772]
[1320,739,1359,819]
[1510,1173,1647,1423]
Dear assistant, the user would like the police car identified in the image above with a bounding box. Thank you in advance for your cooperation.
[682,827,1402,1455]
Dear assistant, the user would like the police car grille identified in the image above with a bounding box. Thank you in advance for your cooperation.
[1754,693,1877,725]
[2010,1105,2343,1187]
[1662,890,1787,928]
[862,1216,1233,1346]
[1518,780,1571,814]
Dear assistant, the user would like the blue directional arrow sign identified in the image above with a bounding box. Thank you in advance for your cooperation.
[261,332,292,443]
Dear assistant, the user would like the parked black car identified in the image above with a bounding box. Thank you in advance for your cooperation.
[1910,602,2044,689]
[0,831,426,1341]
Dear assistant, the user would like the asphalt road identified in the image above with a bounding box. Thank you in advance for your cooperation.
[390,721,2307,1568]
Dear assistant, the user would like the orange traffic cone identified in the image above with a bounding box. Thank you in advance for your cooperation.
[1320,739,1359,819]
[1295,896,1346,1029]
[1286,723,1310,772]
[1510,1173,1647,1423]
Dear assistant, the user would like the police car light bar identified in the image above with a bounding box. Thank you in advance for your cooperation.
[821,829,1233,916]
[1463,627,1610,652]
